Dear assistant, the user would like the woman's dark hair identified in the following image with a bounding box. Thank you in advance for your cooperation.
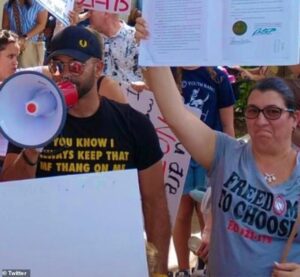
[0,29,18,51]
[8,0,32,9]
[284,79,300,110]
[172,67,223,94]
[248,77,297,110]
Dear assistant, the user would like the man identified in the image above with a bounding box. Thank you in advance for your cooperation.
[89,11,147,93]
[1,26,171,275]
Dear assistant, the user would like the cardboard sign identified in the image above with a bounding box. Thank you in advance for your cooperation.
[77,0,131,14]
[0,170,148,277]
[35,0,75,26]
[124,87,190,227]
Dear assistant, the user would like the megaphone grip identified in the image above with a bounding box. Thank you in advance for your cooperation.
[21,149,38,166]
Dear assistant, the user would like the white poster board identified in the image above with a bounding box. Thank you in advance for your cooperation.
[35,0,75,26]
[139,0,300,66]
[124,87,191,227]
[0,170,148,277]
[77,0,131,14]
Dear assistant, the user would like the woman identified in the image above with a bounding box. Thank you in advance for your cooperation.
[2,0,48,67]
[0,29,20,168]
[136,18,300,277]
[172,66,235,277]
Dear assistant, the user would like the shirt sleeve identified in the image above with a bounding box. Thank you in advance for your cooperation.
[128,109,163,170]
[33,0,45,13]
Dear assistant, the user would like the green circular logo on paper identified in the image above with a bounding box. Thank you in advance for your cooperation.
[232,21,247,36]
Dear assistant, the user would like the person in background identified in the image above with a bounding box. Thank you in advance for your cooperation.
[43,13,56,60]
[172,66,235,277]
[89,10,147,93]
[0,29,20,169]
[2,0,48,67]
[288,65,300,79]
[136,17,300,277]
[284,79,300,148]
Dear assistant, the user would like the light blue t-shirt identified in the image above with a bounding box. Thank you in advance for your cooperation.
[4,0,45,42]
[208,132,300,277]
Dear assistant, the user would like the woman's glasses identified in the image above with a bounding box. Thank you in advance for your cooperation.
[245,105,295,120]
[48,60,86,75]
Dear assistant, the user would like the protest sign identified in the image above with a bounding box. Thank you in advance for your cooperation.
[35,0,74,26]
[77,0,131,14]
[124,86,190,227]
[0,170,148,277]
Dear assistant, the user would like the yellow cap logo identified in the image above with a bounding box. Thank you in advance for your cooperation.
[79,39,88,48]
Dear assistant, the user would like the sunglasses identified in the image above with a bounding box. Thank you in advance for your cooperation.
[48,60,86,75]
[245,105,295,120]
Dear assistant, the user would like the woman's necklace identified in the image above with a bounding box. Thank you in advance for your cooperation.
[264,173,277,184]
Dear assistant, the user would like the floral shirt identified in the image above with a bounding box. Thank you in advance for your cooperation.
[102,21,143,89]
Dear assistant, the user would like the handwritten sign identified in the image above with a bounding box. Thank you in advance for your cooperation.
[35,0,75,26]
[124,87,190,227]
[0,170,148,276]
[77,0,131,14]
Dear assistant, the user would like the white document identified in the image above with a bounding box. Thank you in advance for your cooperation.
[0,170,149,277]
[139,0,300,66]
[35,0,75,26]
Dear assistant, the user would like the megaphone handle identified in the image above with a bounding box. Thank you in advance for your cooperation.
[21,149,39,166]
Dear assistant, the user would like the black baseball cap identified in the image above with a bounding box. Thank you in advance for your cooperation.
[46,26,102,62]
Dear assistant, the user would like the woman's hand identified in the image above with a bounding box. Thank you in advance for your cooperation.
[18,37,27,52]
[195,229,210,263]
[272,262,300,277]
[135,17,149,44]
[130,81,149,92]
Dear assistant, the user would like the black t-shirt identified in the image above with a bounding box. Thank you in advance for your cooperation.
[8,97,163,177]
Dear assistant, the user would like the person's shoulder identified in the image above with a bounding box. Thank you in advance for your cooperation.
[216,131,246,149]
[101,96,128,107]
[119,21,136,37]
[213,67,229,78]
[31,0,45,10]
[101,97,151,124]
[17,66,44,73]
[121,21,135,32]
[101,96,134,113]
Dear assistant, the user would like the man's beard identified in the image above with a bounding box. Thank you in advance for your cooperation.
[66,75,95,99]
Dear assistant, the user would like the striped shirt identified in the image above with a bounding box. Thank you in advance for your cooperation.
[4,0,45,42]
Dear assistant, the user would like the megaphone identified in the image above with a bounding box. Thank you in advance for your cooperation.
[0,71,78,148]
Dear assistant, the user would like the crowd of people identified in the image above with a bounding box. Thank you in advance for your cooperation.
[1,1,300,276]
